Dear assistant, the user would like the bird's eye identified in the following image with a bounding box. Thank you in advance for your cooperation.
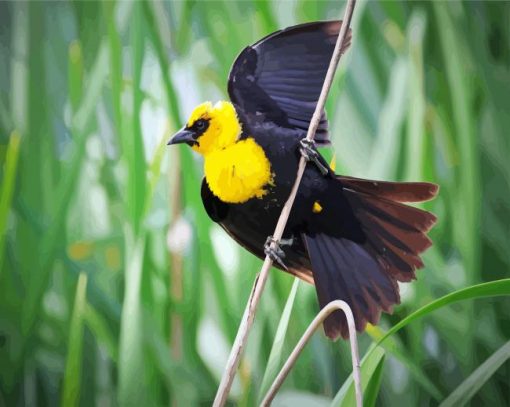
[195,119,207,131]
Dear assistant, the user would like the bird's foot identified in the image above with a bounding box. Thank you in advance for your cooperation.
[264,236,290,270]
[279,236,294,246]
[299,139,329,176]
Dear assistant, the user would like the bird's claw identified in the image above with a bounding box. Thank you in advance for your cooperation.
[300,139,329,176]
[264,236,288,270]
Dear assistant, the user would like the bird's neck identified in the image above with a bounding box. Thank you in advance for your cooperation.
[203,138,273,204]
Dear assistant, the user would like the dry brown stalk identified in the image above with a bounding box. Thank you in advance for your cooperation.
[260,300,362,406]
[213,1,358,405]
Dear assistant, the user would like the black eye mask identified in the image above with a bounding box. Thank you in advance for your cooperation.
[189,118,210,138]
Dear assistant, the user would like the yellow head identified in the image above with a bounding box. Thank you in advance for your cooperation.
[167,101,241,156]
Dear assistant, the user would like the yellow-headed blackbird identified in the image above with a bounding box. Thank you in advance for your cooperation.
[168,21,438,339]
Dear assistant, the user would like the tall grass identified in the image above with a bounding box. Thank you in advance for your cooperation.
[0,1,509,406]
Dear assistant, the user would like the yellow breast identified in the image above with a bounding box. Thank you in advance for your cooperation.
[204,138,273,204]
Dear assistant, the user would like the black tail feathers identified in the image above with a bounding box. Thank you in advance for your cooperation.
[303,233,399,339]
[304,177,438,339]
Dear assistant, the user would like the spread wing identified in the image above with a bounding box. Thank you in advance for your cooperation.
[227,21,352,145]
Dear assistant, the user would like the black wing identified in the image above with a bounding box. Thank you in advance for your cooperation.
[201,178,229,222]
[227,21,351,145]
[200,179,314,283]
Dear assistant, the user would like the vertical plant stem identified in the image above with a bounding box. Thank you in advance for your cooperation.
[169,151,183,359]
[433,2,479,366]
[118,232,146,405]
[213,1,357,405]
[118,4,149,405]
[142,0,186,368]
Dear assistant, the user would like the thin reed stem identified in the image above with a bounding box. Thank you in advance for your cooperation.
[261,300,362,407]
[213,1,358,405]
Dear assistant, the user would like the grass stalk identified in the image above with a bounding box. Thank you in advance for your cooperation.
[260,300,362,407]
[62,272,88,407]
[213,1,357,404]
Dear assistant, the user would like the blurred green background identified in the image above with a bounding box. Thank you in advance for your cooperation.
[1,0,510,406]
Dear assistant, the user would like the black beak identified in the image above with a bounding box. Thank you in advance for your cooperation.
[167,128,195,146]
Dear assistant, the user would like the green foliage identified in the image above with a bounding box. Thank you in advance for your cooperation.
[0,1,509,406]
[0,131,20,272]
[62,273,88,407]
[332,346,386,407]
[258,279,300,402]
[335,279,510,405]
[439,340,510,407]
[362,354,385,407]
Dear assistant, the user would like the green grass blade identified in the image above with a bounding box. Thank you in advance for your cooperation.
[105,0,123,145]
[71,42,109,134]
[331,345,386,407]
[68,40,83,113]
[377,279,510,346]
[144,123,171,217]
[22,0,133,341]
[258,278,300,401]
[255,0,278,34]
[126,2,146,235]
[142,0,182,124]
[363,354,385,407]
[10,1,28,134]
[367,57,408,179]
[433,2,480,283]
[334,279,510,405]
[62,272,88,407]
[117,6,151,401]
[366,325,443,400]
[405,10,426,181]
[439,340,510,407]
[118,234,147,405]
[0,92,12,132]
[0,131,21,272]
[22,40,107,336]
[343,278,510,405]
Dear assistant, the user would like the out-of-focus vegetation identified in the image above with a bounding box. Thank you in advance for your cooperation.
[0,1,509,406]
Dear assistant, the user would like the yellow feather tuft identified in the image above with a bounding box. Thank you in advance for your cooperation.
[204,138,273,203]
[312,201,323,213]
[186,100,273,203]
[329,153,336,173]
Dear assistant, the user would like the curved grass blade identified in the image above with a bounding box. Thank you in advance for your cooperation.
[258,278,300,402]
[366,324,442,400]
[439,340,510,407]
[363,354,385,407]
[333,279,510,404]
[377,279,510,346]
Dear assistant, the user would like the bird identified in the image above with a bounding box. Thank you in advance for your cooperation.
[167,20,438,340]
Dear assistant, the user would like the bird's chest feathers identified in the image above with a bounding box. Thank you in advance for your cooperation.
[204,138,273,204]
